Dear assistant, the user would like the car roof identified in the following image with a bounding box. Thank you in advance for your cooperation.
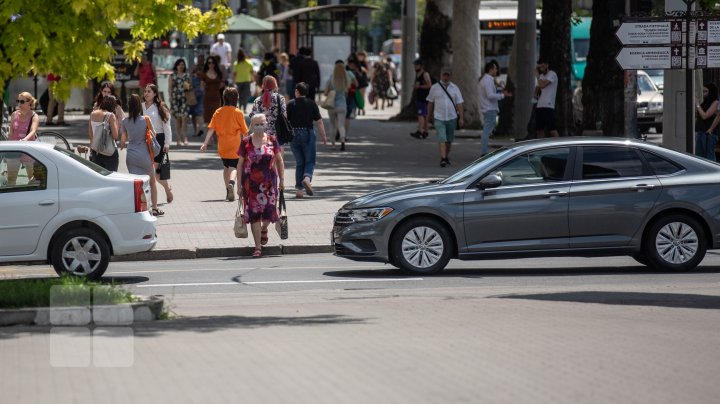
[0,141,55,149]
[510,136,650,151]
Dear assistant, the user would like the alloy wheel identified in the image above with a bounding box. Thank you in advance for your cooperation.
[401,226,444,268]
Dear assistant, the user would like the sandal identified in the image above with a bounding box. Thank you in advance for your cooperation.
[260,229,268,246]
[252,246,262,258]
[152,208,164,216]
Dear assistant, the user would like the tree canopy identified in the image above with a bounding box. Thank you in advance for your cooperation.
[0,0,232,100]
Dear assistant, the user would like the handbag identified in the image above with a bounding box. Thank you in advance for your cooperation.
[275,190,288,240]
[185,84,197,106]
[159,152,171,180]
[321,90,336,110]
[354,89,365,109]
[439,82,461,130]
[144,116,162,157]
[274,94,294,144]
[387,85,398,100]
[90,112,116,156]
[233,200,248,238]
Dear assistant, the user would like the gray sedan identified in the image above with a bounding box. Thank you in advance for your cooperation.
[332,137,720,274]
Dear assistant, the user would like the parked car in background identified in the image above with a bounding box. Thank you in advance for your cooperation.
[0,142,157,279]
[333,137,720,274]
[645,69,664,91]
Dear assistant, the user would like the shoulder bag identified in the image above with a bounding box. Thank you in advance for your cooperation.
[275,190,288,240]
[439,83,461,130]
[144,116,162,158]
[274,94,294,144]
[321,88,336,110]
[91,112,116,156]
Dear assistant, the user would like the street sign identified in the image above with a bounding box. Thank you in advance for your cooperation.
[616,21,672,45]
[616,47,674,69]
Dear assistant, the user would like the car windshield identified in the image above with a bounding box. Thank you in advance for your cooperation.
[440,148,514,184]
[54,146,111,176]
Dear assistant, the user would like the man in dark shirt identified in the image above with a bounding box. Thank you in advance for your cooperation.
[289,47,321,101]
[286,82,327,198]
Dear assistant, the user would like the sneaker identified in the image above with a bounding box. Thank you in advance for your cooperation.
[422,132,429,139]
[445,158,451,166]
[440,159,447,168]
[340,142,346,151]
[410,131,422,139]
[302,177,314,196]
[295,189,304,198]
[226,184,235,202]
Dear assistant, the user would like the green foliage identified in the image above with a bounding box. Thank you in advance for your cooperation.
[0,0,232,100]
[0,276,135,309]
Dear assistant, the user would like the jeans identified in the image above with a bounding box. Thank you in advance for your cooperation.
[290,127,317,189]
[695,131,717,161]
[482,110,498,155]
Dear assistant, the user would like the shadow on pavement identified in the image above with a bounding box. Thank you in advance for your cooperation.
[323,266,720,278]
[492,291,720,310]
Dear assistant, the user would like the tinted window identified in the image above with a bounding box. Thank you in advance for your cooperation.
[642,151,683,175]
[494,147,570,186]
[0,151,48,192]
[582,147,646,179]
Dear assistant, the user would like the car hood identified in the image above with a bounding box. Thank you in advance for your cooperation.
[343,181,456,209]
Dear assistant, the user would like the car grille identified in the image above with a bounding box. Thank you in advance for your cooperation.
[636,101,648,108]
[334,210,353,228]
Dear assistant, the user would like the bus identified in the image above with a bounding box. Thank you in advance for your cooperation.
[571,17,591,86]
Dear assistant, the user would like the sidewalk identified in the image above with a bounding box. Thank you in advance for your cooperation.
[39,103,512,260]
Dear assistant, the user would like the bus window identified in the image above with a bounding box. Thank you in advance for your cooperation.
[573,38,589,62]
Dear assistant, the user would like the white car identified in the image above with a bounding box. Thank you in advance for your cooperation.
[0,142,157,279]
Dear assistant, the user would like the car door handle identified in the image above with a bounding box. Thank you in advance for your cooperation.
[633,184,656,192]
[38,200,56,206]
[544,190,567,198]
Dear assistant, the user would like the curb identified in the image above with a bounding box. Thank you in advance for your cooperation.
[111,244,335,262]
[0,295,165,327]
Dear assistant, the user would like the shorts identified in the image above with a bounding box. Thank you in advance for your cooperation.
[435,119,456,143]
[416,100,428,117]
[535,108,557,131]
[222,158,239,168]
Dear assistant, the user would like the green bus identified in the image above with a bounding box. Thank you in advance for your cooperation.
[571,17,591,87]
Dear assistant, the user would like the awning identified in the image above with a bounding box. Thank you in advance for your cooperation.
[266,4,378,23]
[225,13,275,33]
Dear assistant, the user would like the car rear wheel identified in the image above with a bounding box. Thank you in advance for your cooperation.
[643,215,706,271]
[51,228,110,280]
[390,218,452,275]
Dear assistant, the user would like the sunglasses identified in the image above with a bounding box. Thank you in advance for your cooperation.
[16,99,28,104]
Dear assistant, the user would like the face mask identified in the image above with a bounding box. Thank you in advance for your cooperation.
[253,124,265,134]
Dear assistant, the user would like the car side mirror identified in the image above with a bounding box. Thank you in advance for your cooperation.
[477,174,502,190]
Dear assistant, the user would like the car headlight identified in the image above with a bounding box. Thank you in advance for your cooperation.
[649,101,663,112]
[348,207,394,222]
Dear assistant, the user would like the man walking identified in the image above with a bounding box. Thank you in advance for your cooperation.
[479,61,511,155]
[410,59,432,139]
[534,58,559,138]
[427,69,464,167]
[210,34,232,71]
[289,47,321,100]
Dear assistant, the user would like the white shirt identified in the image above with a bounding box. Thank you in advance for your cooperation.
[142,103,172,144]
[427,81,464,121]
[537,70,558,109]
[479,74,504,112]
[210,42,232,67]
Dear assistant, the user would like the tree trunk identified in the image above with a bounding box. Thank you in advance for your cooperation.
[582,0,625,135]
[539,0,573,136]
[450,0,482,128]
[392,0,452,121]
[257,0,274,51]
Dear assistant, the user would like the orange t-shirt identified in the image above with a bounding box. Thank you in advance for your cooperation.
[208,106,249,158]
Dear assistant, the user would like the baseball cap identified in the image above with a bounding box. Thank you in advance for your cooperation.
[217,33,225,40]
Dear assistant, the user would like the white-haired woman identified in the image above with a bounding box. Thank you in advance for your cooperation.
[237,113,285,258]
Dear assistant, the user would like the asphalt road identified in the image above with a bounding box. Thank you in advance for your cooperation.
[3,254,720,404]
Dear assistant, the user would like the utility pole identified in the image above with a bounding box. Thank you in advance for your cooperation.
[514,0,537,138]
[624,0,638,138]
[664,0,695,152]
[401,0,417,108]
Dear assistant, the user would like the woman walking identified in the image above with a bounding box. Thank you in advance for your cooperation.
[371,60,391,110]
[6,92,40,185]
[142,84,174,204]
[190,54,206,137]
[200,87,249,201]
[237,114,285,258]
[250,75,286,141]
[278,52,293,101]
[169,58,191,146]
[324,60,356,151]
[88,95,120,171]
[119,94,163,216]
[287,82,327,198]
[198,55,224,134]
[93,81,125,134]
[233,49,255,113]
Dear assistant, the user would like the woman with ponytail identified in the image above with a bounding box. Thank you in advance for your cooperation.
[249,75,286,142]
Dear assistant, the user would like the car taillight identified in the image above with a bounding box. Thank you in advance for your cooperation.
[134,179,148,213]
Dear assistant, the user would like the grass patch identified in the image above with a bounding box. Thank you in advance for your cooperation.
[0,277,136,309]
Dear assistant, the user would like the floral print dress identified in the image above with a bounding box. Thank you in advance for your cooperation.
[250,92,286,136]
[171,72,190,118]
[239,135,281,224]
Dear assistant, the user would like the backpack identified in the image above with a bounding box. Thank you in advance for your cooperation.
[91,112,116,156]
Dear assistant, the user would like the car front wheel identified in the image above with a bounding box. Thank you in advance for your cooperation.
[51,228,110,280]
[643,215,706,271]
[390,218,452,275]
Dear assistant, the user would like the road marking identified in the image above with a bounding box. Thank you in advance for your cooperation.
[110,265,388,275]
[136,278,424,288]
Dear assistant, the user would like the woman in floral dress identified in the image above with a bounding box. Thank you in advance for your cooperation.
[250,75,286,143]
[237,113,285,258]
[169,58,191,146]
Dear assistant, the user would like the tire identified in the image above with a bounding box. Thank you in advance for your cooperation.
[51,228,110,280]
[654,124,663,134]
[642,215,707,271]
[390,217,452,275]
